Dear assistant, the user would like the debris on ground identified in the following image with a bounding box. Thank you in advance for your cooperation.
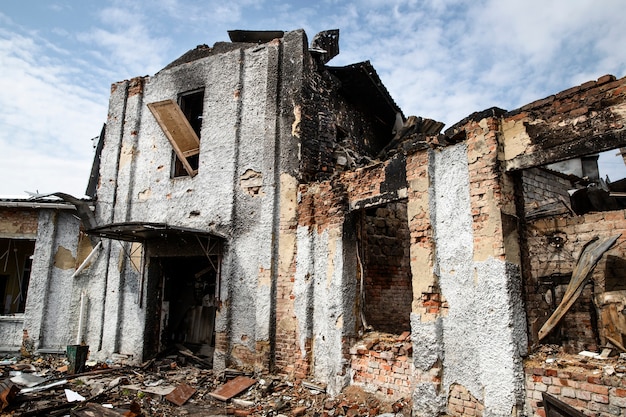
[0,351,411,417]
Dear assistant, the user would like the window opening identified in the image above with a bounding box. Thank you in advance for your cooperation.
[172,89,204,177]
[356,201,412,334]
[0,239,35,314]
[147,88,204,178]
[520,146,626,352]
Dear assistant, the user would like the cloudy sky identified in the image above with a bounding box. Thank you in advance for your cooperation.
[1,0,625,196]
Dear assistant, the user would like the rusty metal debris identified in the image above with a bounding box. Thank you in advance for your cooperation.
[209,375,257,401]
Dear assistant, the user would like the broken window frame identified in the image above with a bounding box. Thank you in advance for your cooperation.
[147,88,205,178]
[0,238,35,315]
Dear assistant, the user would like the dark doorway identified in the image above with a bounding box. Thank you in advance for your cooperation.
[357,200,413,334]
[145,254,219,364]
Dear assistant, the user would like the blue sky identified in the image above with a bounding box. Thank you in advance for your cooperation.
[1,0,625,196]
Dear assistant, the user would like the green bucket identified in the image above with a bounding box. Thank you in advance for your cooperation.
[66,345,89,374]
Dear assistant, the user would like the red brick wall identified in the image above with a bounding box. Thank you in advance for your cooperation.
[0,208,39,236]
[448,383,485,417]
[525,365,626,417]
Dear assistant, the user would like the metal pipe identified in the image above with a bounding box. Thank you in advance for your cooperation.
[71,241,102,279]
[76,291,87,345]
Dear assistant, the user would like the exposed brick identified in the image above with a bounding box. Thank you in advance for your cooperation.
[562,387,577,398]
[548,386,561,395]
[611,388,626,397]
[608,395,626,408]
[592,394,609,404]
[581,383,609,396]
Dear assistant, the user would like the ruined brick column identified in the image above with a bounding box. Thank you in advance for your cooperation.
[406,149,447,416]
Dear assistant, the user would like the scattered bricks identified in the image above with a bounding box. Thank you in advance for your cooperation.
[536,408,546,417]
[292,406,307,416]
[534,383,548,393]
[532,368,546,376]
[545,369,558,377]
[542,376,552,385]
[587,376,603,385]
[576,390,592,401]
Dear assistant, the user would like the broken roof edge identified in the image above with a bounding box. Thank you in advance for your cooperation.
[443,74,625,138]
[162,30,291,72]
[509,74,622,116]
[0,198,79,210]
[327,61,405,121]
[444,106,507,137]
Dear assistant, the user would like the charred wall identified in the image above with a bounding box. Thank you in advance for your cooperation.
[298,65,396,182]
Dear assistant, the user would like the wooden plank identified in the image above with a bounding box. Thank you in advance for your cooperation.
[538,234,621,340]
[147,99,200,177]
[208,376,256,401]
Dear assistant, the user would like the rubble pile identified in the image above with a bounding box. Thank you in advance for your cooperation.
[0,352,410,417]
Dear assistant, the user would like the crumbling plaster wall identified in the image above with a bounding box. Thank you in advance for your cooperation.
[294,223,357,396]
[89,31,305,364]
[0,207,39,350]
[409,142,527,417]
[21,210,88,352]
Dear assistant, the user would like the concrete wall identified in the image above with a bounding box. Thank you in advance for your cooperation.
[14,209,86,353]
[83,30,306,365]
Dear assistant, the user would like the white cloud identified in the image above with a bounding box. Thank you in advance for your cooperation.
[0,27,104,196]
[78,6,171,77]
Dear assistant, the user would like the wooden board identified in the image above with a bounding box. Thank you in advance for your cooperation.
[147,99,200,177]
[208,376,256,401]
[538,234,621,340]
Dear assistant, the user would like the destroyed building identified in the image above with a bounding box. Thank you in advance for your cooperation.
[2,28,626,417]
